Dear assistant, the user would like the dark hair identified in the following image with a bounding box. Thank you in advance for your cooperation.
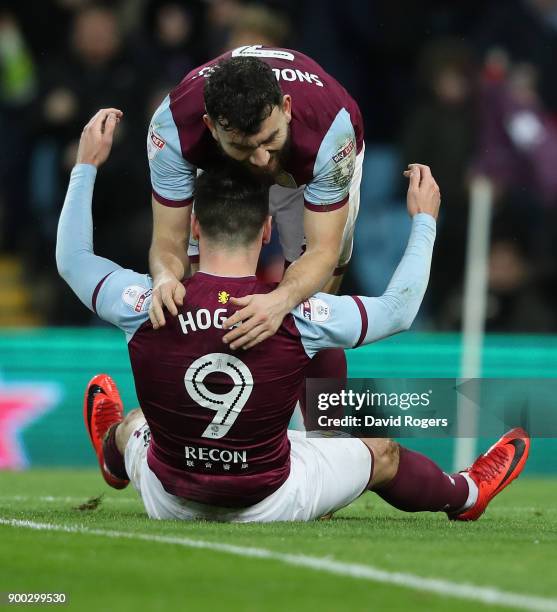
[204,57,283,135]
[194,167,270,246]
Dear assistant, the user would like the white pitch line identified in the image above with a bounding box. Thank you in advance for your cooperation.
[1,517,556,612]
[0,495,138,504]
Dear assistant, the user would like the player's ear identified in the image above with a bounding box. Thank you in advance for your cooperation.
[262,216,272,245]
[203,114,218,140]
[191,214,201,241]
[281,95,292,122]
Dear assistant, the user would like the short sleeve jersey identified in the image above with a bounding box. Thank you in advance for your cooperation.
[92,270,366,507]
[148,45,364,212]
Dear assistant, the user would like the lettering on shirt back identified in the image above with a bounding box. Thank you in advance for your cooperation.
[178,308,228,334]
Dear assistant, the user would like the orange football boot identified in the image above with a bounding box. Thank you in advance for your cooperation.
[84,374,129,489]
[452,427,530,521]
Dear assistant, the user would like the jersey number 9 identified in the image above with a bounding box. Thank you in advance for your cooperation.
[184,353,254,440]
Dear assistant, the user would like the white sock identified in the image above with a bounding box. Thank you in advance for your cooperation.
[458,472,479,512]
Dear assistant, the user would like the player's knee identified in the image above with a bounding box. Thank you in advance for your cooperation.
[121,408,145,437]
[124,408,143,423]
[115,408,145,454]
[361,438,400,489]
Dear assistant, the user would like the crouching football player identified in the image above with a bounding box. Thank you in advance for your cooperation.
[57,109,529,522]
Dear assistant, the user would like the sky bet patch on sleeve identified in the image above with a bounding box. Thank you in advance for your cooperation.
[122,286,152,313]
[147,128,166,160]
[332,139,355,164]
[300,297,331,323]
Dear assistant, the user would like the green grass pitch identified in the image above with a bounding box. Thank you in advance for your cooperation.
[1,470,556,612]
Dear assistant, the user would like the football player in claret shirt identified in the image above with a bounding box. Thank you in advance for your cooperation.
[147,47,366,407]
[57,109,529,522]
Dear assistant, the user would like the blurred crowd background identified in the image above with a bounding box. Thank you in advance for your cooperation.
[1,0,556,331]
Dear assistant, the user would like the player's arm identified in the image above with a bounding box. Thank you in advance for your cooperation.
[293,164,440,356]
[147,95,197,329]
[290,108,358,302]
[281,203,347,302]
[56,108,125,310]
[149,199,190,328]
[56,108,153,337]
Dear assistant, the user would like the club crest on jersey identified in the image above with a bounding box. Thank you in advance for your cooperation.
[218,291,230,304]
[147,128,165,160]
[122,285,152,313]
[300,297,330,323]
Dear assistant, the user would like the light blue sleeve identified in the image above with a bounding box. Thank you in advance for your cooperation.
[148,95,196,206]
[56,164,151,340]
[358,213,436,345]
[94,270,152,340]
[56,164,122,312]
[292,293,363,358]
[303,108,357,209]
[292,214,436,357]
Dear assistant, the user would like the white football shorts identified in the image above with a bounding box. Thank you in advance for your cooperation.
[125,423,372,522]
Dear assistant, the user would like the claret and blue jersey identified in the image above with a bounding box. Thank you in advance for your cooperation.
[148,45,364,212]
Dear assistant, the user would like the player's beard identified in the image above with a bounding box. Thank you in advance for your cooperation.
[218,129,292,180]
[274,129,292,174]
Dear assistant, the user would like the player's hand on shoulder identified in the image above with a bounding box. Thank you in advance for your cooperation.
[149,273,186,329]
[222,290,289,350]
[403,163,441,220]
[76,108,124,168]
